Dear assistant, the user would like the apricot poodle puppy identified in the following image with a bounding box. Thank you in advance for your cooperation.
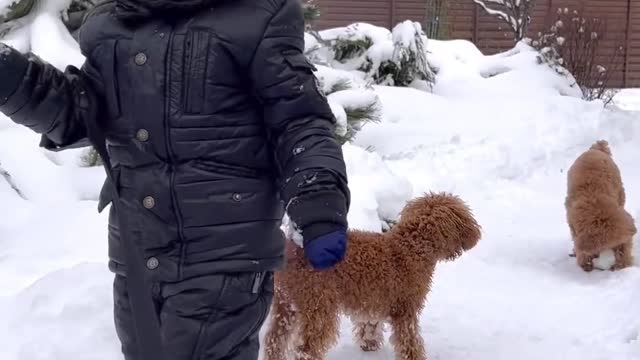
[264,192,482,360]
[565,140,636,272]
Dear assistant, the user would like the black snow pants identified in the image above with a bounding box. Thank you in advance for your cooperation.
[112,271,273,360]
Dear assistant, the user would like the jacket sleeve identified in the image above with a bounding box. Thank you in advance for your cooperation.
[0,44,100,151]
[249,0,351,244]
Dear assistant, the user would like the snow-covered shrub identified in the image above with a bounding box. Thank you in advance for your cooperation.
[364,21,434,88]
[0,0,95,38]
[302,0,319,30]
[314,22,435,89]
[530,7,623,105]
[313,65,382,144]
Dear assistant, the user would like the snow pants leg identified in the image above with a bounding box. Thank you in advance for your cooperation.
[113,271,273,360]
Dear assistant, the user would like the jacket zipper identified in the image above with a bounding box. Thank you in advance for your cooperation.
[163,27,188,280]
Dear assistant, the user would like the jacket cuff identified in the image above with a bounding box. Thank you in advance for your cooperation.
[302,222,346,246]
[286,190,348,245]
[0,44,29,103]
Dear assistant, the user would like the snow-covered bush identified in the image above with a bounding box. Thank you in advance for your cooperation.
[310,21,435,89]
[530,7,623,105]
[302,0,319,29]
[0,0,94,38]
[312,65,382,144]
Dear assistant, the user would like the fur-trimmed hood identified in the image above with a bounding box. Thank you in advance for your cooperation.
[115,0,222,21]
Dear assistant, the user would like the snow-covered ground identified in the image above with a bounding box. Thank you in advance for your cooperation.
[2,12,640,360]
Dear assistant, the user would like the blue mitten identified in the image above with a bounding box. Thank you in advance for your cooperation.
[303,229,348,270]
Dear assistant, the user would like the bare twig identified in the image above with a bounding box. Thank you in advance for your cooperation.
[0,162,25,199]
[472,0,536,41]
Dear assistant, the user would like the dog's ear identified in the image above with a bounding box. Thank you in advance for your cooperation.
[437,195,482,260]
[396,192,482,261]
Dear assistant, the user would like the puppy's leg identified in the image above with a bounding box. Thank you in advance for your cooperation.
[294,298,340,360]
[264,288,297,360]
[390,312,426,360]
[612,242,634,270]
[576,251,595,272]
[353,321,384,352]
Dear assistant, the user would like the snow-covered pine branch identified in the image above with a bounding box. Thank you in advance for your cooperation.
[472,0,536,41]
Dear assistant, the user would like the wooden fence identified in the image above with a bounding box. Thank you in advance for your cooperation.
[312,0,640,87]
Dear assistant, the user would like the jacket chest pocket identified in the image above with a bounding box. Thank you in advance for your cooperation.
[98,40,123,120]
[183,30,211,114]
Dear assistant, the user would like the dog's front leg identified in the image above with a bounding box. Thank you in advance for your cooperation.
[576,252,595,272]
[389,312,426,360]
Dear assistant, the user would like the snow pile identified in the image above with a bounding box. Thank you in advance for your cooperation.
[311,63,382,143]
[342,143,413,232]
[428,40,581,99]
[2,18,640,360]
[0,263,119,360]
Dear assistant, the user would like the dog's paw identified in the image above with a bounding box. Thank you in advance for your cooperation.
[579,261,594,272]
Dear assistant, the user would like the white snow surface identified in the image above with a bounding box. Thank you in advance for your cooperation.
[1,20,640,360]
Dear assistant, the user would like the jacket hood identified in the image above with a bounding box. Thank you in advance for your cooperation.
[115,0,222,22]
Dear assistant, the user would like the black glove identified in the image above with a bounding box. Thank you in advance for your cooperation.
[0,43,29,103]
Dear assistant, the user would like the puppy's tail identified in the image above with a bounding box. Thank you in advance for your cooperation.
[590,140,612,156]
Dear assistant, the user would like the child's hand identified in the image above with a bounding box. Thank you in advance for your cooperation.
[303,229,347,270]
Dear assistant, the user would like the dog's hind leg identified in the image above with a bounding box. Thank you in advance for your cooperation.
[612,242,634,270]
[264,287,297,360]
[353,321,384,352]
[294,298,339,360]
[390,311,426,360]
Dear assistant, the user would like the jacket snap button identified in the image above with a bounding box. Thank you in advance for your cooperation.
[146,257,159,270]
[143,196,156,209]
[232,193,242,201]
[134,52,147,65]
[136,129,149,142]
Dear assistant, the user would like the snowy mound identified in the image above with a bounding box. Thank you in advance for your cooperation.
[0,263,119,360]
[342,143,413,232]
[428,41,581,99]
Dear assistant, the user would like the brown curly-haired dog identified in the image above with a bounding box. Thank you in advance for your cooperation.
[565,140,637,272]
[263,192,482,360]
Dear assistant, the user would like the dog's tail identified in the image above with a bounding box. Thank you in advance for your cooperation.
[590,140,612,156]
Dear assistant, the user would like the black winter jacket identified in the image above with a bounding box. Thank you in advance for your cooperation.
[0,0,350,280]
